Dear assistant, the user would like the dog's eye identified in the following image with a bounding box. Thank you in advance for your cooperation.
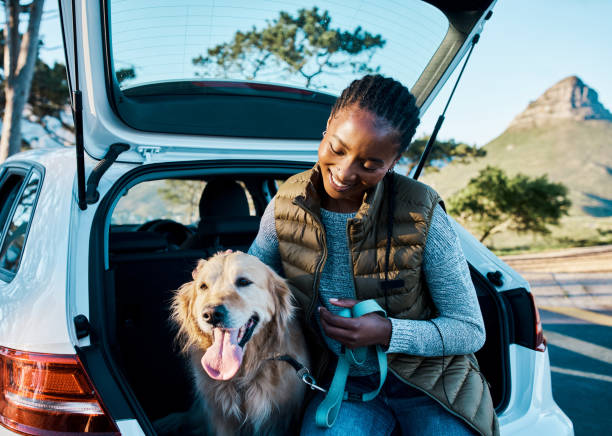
[236,277,252,287]
[199,282,208,291]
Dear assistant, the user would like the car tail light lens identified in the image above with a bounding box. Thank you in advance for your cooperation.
[528,293,547,352]
[0,347,120,435]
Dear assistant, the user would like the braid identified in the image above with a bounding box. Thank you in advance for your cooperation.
[330,74,420,154]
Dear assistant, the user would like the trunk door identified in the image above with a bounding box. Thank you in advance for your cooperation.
[59,0,495,164]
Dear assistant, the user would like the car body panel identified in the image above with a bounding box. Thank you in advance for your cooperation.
[498,345,573,435]
[0,150,75,354]
[452,217,531,293]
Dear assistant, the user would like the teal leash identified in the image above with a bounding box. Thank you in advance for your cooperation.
[315,299,388,428]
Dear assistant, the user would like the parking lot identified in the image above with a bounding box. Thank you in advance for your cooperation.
[503,247,612,436]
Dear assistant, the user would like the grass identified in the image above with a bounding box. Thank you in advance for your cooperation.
[461,216,612,256]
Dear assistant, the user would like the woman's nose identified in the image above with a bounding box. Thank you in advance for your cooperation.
[336,160,357,182]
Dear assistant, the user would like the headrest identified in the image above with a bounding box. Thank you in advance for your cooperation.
[199,179,250,218]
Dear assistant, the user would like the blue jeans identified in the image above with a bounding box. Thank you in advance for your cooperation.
[300,373,476,436]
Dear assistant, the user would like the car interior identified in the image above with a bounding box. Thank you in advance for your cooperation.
[103,172,509,423]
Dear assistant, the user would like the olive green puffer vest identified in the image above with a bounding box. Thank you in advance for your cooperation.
[274,165,499,436]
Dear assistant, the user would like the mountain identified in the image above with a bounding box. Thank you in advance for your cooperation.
[421,76,612,248]
[507,76,612,129]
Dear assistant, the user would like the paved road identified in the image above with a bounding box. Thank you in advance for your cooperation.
[505,247,612,436]
[541,308,611,436]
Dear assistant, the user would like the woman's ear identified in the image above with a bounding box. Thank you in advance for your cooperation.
[389,155,401,172]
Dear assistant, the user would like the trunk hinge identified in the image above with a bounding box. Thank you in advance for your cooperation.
[86,143,130,204]
[136,146,162,163]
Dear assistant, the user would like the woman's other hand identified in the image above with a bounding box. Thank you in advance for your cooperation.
[319,298,392,349]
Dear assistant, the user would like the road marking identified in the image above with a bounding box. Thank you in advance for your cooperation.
[539,305,612,327]
[544,331,612,364]
[550,366,612,383]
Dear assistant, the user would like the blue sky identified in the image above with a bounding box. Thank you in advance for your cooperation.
[418,0,612,145]
[35,0,612,146]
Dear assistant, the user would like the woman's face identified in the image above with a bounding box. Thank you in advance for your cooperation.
[318,106,401,212]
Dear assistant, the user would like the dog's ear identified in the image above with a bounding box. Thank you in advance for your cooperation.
[268,269,294,330]
[171,279,211,353]
[192,258,207,280]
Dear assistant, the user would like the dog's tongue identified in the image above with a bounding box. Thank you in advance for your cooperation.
[201,328,244,380]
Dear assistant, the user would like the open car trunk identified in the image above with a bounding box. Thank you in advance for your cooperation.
[84,163,518,430]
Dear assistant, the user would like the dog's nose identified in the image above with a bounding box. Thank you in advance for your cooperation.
[203,305,227,327]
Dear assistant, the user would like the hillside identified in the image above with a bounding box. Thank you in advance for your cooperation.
[422,119,612,216]
[421,76,612,250]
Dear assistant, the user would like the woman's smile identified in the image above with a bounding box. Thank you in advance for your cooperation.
[328,169,354,192]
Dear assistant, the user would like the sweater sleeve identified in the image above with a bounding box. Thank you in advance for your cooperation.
[247,197,284,275]
[386,203,486,356]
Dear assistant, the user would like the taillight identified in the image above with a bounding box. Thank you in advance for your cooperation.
[528,292,547,352]
[0,347,120,435]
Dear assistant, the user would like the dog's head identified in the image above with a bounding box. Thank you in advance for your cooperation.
[171,251,293,381]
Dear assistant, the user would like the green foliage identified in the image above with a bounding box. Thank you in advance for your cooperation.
[1,31,73,144]
[448,166,571,243]
[156,180,206,223]
[403,136,485,175]
[193,7,385,88]
[28,60,70,123]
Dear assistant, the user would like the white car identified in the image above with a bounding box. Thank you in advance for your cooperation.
[0,0,573,435]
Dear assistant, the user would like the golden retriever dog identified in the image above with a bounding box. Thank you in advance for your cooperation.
[169,251,309,436]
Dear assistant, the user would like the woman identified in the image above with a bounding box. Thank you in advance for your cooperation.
[249,75,498,436]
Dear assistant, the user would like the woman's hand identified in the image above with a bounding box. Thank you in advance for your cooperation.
[319,298,392,349]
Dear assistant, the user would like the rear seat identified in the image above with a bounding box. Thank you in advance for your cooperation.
[110,249,210,419]
[110,231,169,253]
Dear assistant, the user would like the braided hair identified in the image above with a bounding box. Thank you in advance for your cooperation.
[330,74,420,155]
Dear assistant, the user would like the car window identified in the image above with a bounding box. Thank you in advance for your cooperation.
[112,178,257,226]
[109,0,448,94]
[0,171,41,276]
[0,171,27,242]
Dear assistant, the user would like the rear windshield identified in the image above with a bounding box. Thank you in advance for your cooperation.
[109,0,448,94]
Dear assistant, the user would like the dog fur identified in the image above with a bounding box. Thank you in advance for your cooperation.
[170,251,309,436]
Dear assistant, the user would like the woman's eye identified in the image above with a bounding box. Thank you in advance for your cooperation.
[199,282,208,290]
[329,143,342,155]
[236,277,252,287]
[362,164,380,172]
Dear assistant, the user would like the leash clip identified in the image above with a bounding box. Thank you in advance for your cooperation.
[301,372,327,393]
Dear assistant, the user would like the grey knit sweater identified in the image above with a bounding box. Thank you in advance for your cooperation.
[248,199,485,375]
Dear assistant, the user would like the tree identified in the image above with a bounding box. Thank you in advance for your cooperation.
[157,180,206,224]
[0,0,45,161]
[193,7,385,88]
[448,166,571,243]
[27,59,72,145]
[403,136,486,176]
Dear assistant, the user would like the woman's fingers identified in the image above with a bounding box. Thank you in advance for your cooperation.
[320,307,392,349]
[320,321,359,348]
[328,298,358,308]
[319,307,360,329]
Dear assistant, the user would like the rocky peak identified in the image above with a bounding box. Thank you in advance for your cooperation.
[508,76,612,129]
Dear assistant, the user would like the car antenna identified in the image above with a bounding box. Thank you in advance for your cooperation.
[70,0,87,210]
[412,33,480,181]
